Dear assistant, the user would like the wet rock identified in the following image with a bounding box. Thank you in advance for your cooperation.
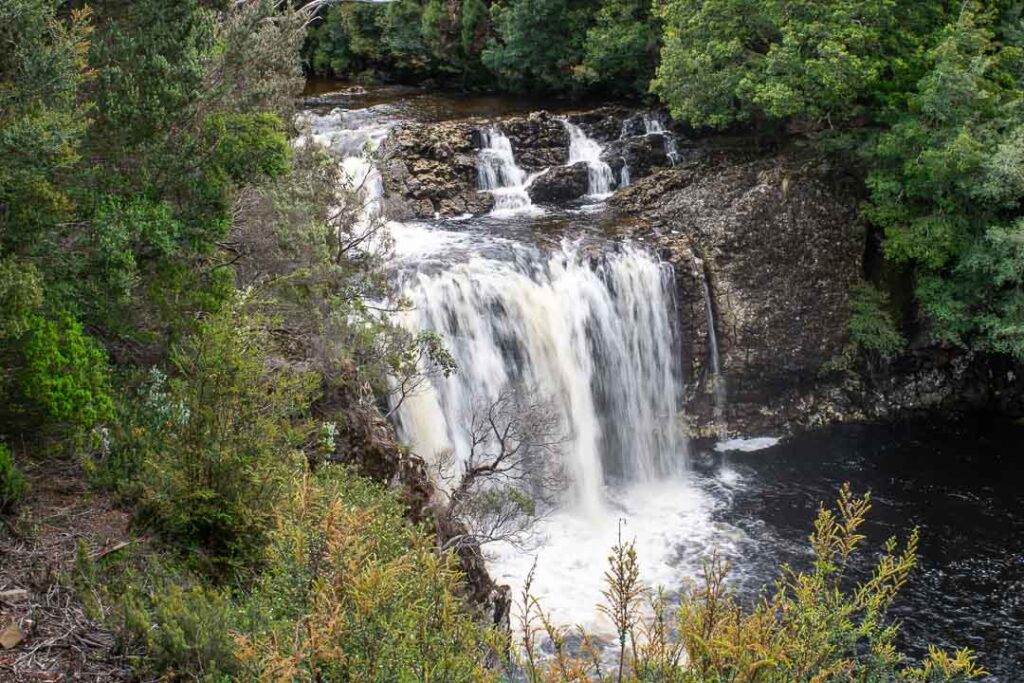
[612,151,864,436]
[501,112,569,170]
[527,162,589,203]
[566,106,634,142]
[603,134,671,181]
[379,120,487,219]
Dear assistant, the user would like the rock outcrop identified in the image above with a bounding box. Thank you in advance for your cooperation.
[612,150,1024,434]
[527,163,589,203]
[500,112,570,169]
[379,120,491,219]
[611,150,865,436]
[603,134,673,182]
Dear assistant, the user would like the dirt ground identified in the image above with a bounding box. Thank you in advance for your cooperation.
[0,456,134,681]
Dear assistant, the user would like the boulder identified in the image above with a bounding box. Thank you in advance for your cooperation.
[379,120,489,219]
[565,106,634,142]
[527,162,589,203]
[603,134,672,182]
[500,112,570,170]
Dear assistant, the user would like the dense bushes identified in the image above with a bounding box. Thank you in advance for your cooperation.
[132,301,318,574]
[73,465,496,682]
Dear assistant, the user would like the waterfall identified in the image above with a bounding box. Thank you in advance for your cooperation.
[620,162,631,187]
[700,267,726,433]
[394,243,684,517]
[643,113,682,166]
[562,121,616,198]
[477,127,536,215]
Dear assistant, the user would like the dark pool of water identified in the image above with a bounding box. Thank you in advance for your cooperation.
[694,417,1024,680]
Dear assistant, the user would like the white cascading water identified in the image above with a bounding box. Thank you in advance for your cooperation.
[643,112,682,166]
[562,120,616,197]
[620,162,632,187]
[394,244,684,517]
[304,99,742,638]
[477,127,537,215]
[700,267,727,434]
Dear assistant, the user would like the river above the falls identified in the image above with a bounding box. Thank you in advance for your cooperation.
[302,83,1024,680]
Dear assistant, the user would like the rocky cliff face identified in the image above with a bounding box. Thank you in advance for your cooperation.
[379,120,493,218]
[611,152,866,436]
[611,152,1024,435]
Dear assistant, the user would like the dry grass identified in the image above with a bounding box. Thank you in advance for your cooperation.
[0,456,133,682]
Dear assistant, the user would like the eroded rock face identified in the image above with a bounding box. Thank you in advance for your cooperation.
[603,134,672,182]
[500,112,570,169]
[379,120,492,219]
[527,162,589,203]
[611,152,865,436]
[566,106,635,142]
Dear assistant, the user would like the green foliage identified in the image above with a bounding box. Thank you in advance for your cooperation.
[848,283,907,360]
[864,6,1024,357]
[235,466,496,681]
[15,310,114,431]
[134,301,318,574]
[0,0,93,252]
[77,464,496,682]
[126,582,240,682]
[577,0,660,96]
[653,0,950,129]
[0,257,43,342]
[306,0,496,88]
[0,443,27,514]
[482,0,594,93]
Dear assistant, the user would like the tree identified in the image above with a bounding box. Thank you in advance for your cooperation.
[863,5,1024,357]
[578,0,660,96]
[435,388,567,552]
[652,0,951,129]
[482,0,595,93]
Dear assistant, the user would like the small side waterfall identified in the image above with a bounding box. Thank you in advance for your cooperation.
[620,161,631,187]
[394,244,684,517]
[643,113,682,166]
[700,266,726,433]
[562,120,616,197]
[477,127,535,215]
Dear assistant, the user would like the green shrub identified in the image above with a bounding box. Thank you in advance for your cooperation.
[849,282,907,361]
[17,310,114,432]
[140,584,240,681]
[0,444,26,513]
[235,465,496,681]
[134,301,318,575]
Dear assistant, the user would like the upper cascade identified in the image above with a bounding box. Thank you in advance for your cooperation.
[562,120,616,198]
[476,127,538,215]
